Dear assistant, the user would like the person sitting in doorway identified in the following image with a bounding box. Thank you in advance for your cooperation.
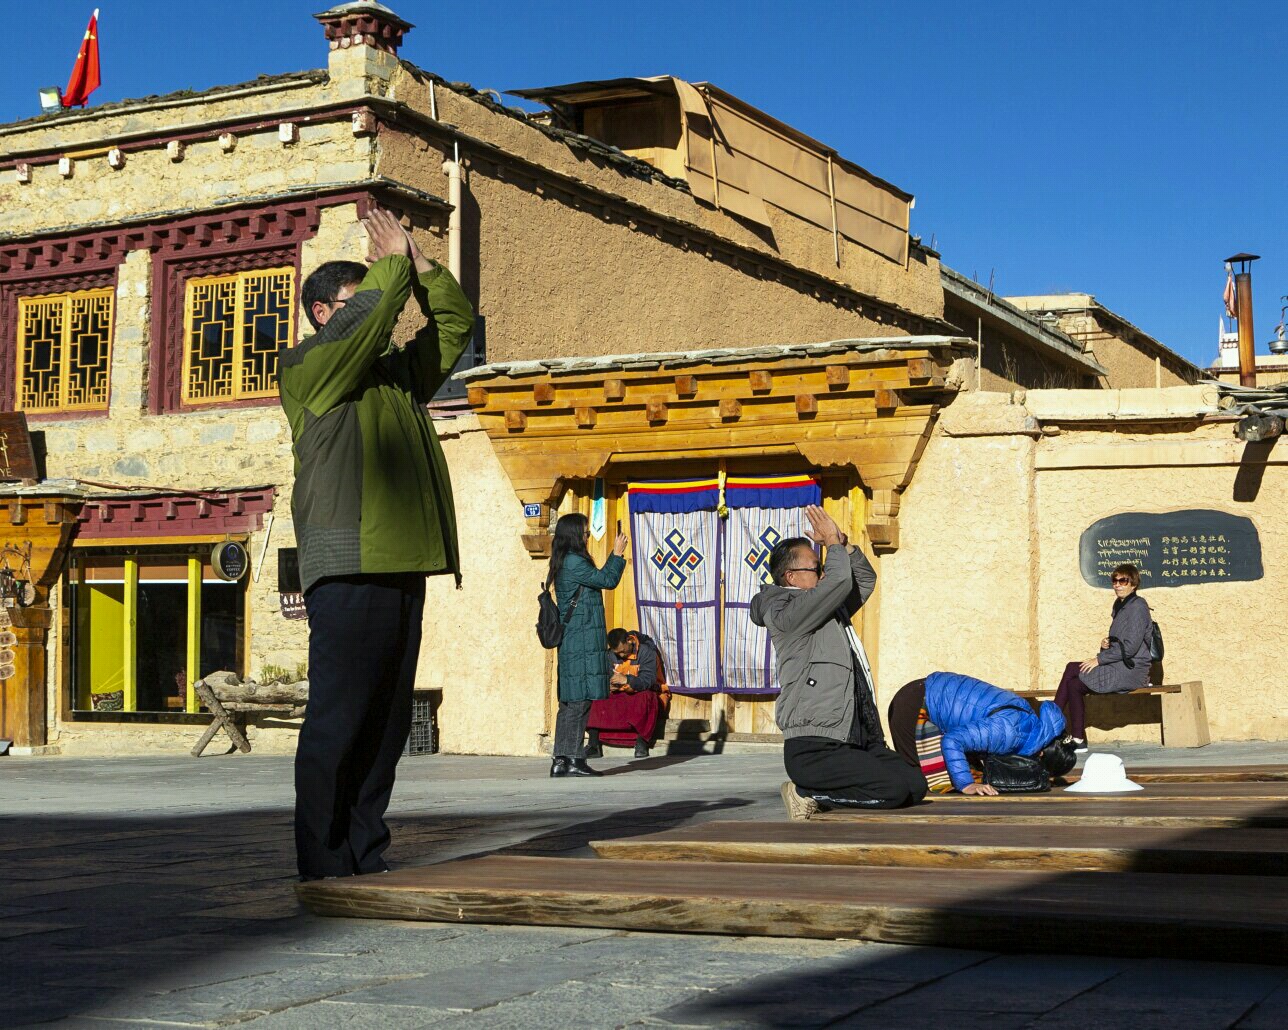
[1053,563,1155,754]
[750,505,927,820]
[886,672,1076,796]
[586,628,670,759]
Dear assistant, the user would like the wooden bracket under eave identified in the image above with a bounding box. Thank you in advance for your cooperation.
[521,533,552,558]
[874,387,900,412]
[865,488,901,553]
[674,375,698,398]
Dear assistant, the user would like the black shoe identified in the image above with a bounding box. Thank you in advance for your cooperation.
[550,757,571,778]
[634,738,651,758]
[584,742,604,758]
[568,758,602,777]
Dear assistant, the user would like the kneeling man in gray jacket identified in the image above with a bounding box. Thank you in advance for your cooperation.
[750,505,927,820]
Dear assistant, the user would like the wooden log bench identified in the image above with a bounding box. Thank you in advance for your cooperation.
[1014,681,1210,748]
[190,672,307,757]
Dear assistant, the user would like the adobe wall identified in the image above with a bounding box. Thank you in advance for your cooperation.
[379,66,945,329]
[878,388,1286,744]
[1054,310,1195,389]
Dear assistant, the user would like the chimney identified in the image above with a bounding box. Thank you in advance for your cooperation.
[314,2,413,94]
[1226,252,1260,387]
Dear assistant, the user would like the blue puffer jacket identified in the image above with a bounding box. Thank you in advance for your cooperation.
[924,672,1066,791]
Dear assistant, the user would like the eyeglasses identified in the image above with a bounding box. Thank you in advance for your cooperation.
[1111,577,1131,585]
[788,565,823,575]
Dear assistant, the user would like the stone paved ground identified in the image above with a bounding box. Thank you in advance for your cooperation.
[1,742,1286,1029]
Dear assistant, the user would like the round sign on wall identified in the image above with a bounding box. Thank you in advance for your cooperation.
[212,540,250,582]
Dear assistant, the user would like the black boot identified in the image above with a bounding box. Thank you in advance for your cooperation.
[568,758,602,777]
[634,736,651,758]
[584,729,603,759]
[550,756,571,778]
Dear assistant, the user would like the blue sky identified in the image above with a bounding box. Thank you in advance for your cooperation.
[5,0,1287,367]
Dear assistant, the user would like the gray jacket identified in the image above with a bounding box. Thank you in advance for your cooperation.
[749,543,878,743]
[1080,592,1153,695]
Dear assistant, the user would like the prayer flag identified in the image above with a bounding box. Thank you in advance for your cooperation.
[63,10,101,108]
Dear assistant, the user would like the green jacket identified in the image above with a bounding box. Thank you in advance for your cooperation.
[279,255,474,593]
[555,553,626,702]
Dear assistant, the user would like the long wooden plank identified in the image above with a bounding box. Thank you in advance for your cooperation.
[815,799,1288,828]
[924,782,1288,802]
[1069,764,1288,784]
[296,856,1288,964]
[590,820,1288,875]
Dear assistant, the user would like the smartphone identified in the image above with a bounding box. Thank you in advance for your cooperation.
[616,519,622,534]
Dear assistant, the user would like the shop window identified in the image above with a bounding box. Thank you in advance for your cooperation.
[16,287,114,412]
[182,267,294,404]
[69,550,245,716]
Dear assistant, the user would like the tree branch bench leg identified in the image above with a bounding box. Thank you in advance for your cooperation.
[191,679,253,756]
[1160,680,1210,748]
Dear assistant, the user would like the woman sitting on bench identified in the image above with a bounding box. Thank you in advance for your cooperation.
[1053,562,1154,753]
[888,672,1075,795]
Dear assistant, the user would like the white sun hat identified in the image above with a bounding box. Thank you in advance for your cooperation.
[1065,752,1144,793]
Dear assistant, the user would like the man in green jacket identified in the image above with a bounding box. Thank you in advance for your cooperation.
[279,208,473,880]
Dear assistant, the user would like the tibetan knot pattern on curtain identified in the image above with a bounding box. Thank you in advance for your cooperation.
[627,474,821,695]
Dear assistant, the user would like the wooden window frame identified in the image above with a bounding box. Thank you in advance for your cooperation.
[153,244,302,413]
[180,265,296,406]
[16,286,116,415]
[0,267,120,419]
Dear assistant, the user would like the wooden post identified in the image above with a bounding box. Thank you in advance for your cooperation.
[186,557,202,713]
[123,557,138,712]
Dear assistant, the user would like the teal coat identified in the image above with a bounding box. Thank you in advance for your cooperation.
[554,553,626,702]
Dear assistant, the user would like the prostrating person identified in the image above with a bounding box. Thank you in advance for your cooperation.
[547,513,629,778]
[1052,563,1154,753]
[750,505,927,820]
[280,208,473,882]
[887,672,1075,796]
[586,628,669,758]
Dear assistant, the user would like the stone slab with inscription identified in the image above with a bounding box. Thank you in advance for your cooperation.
[1079,510,1262,588]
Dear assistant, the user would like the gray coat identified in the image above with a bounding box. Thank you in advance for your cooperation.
[1081,593,1153,695]
[749,543,878,743]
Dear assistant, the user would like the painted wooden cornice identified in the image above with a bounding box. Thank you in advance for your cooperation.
[460,337,974,555]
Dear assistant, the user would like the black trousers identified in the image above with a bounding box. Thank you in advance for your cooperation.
[553,700,592,759]
[887,679,928,769]
[296,572,425,879]
[784,736,928,810]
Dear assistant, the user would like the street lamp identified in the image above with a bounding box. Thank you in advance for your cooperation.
[1267,298,1288,356]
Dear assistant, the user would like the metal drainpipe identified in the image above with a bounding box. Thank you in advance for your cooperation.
[442,141,462,281]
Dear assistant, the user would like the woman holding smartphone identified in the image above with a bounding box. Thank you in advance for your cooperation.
[547,513,629,777]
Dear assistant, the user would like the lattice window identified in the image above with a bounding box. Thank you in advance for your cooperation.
[182,267,295,404]
[16,288,115,412]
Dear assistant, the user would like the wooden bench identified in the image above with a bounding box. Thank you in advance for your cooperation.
[190,672,307,757]
[1014,681,1209,748]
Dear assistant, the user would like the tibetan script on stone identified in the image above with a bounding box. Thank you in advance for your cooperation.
[1079,509,1262,588]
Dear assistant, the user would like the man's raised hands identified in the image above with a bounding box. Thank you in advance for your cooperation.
[362,208,412,265]
[803,504,845,547]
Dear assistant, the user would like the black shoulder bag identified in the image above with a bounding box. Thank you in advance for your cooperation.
[536,582,583,649]
[976,703,1051,794]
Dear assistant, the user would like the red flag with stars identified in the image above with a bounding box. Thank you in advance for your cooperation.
[63,9,101,108]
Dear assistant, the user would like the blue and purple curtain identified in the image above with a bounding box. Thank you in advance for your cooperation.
[627,474,822,695]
